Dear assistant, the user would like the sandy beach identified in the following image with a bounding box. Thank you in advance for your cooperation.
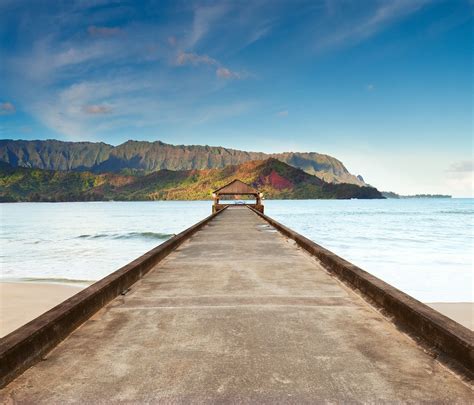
[0,282,85,337]
[0,282,472,338]
[427,302,473,330]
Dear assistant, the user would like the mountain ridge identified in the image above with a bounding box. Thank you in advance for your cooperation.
[0,158,383,202]
[0,139,365,186]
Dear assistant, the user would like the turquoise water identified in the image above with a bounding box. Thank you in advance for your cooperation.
[0,199,472,302]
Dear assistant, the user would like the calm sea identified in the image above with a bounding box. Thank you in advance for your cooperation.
[1,199,472,302]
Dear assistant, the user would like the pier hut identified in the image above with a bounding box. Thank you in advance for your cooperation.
[212,179,264,213]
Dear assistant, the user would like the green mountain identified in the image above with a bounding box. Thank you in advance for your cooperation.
[0,139,365,186]
[0,159,383,202]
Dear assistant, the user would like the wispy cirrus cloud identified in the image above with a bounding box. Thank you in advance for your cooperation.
[11,37,129,83]
[176,51,217,67]
[2,0,463,146]
[176,51,243,80]
[313,0,432,51]
[27,76,153,137]
[216,67,241,80]
[187,2,231,48]
[276,110,288,117]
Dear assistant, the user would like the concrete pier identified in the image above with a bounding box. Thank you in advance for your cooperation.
[1,206,472,402]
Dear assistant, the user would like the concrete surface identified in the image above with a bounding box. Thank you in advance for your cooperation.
[1,207,472,403]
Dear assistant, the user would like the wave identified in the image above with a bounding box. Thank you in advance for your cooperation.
[437,210,474,215]
[77,232,175,240]
[2,277,95,286]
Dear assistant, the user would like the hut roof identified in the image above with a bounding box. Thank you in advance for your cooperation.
[213,179,259,195]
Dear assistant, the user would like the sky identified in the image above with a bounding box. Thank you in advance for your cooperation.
[0,0,472,196]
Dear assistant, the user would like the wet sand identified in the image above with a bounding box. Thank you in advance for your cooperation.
[0,282,84,337]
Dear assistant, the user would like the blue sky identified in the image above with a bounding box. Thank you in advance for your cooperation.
[0,0,472,196]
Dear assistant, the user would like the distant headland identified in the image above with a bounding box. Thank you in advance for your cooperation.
[382,191,452,199]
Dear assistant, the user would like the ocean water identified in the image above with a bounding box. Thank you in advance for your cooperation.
[0,199,472,302]
[265,199,473,302]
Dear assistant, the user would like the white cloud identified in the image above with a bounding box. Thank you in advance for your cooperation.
[1,0,258,140]
[188,3,231,48]
[176,51,218,66]
[25,77,147,138]
[176,51,244,80]
[9,0,435,142]
[314,0,432,51]
[216,67,240,79]
[12,37,128,83]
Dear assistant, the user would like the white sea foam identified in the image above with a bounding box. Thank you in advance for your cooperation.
[0,199,472,302]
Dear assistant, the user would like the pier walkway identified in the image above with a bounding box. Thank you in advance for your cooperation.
[1,206,472,402]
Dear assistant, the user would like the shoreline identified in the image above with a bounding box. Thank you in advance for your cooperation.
[2,197,467,204]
